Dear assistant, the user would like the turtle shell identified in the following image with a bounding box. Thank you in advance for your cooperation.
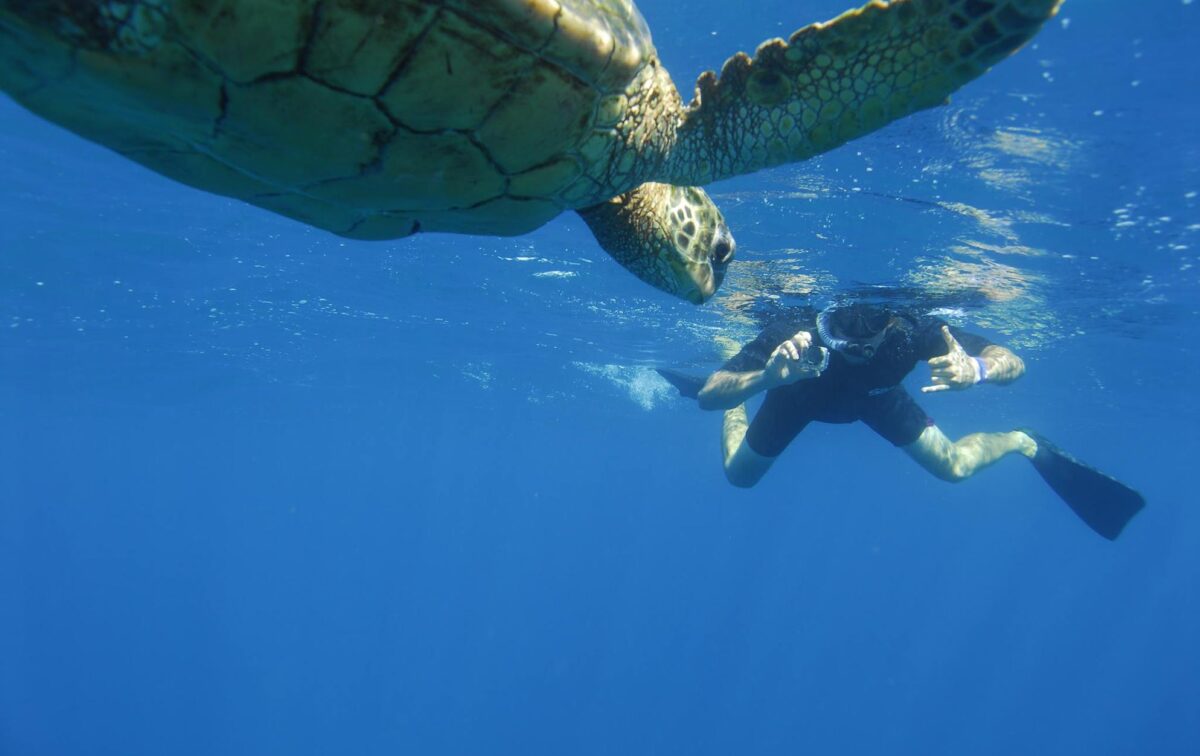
[0,0,657,239]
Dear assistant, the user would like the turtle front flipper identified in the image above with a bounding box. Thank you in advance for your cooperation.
[577,183,735,305]
[662,0,1063,185]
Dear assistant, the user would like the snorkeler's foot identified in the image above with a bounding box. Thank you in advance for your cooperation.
[655,368,705,400]
[1018,429,1145,540]
[1012,429,1039,459]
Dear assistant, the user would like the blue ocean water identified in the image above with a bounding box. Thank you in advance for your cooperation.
[1,1,1197,754]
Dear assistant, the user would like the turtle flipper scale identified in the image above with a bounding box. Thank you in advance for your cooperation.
[664,0,1064,185]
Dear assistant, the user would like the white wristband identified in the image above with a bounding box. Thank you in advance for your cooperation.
[972,356,988,384]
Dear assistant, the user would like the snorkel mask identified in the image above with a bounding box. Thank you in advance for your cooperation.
[817,305,895,360]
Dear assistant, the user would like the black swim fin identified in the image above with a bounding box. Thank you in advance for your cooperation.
[1023,430,1145,540]
[655,368,705,400]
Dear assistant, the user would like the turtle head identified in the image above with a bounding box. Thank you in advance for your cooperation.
[577,183,735,304]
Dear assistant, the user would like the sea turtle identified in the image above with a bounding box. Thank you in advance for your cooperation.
[0,0,1062,302]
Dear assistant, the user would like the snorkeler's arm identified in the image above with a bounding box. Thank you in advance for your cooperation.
[923,326,1025,393]
[699,330,818,410]
[976,344,1024,385]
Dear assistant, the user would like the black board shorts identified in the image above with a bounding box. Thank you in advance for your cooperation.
[745,384,933,457]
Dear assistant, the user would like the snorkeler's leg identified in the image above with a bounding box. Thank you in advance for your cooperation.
[902,425,1036,482]
[721,404,776,488]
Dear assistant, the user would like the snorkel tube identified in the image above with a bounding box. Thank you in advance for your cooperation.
[816,306,852,354]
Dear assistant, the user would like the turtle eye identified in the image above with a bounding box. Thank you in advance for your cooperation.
[713,240,732,263]
[711,226,735,265]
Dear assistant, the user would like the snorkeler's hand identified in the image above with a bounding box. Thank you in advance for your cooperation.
[763,330,824,387]
[922,326,983,393]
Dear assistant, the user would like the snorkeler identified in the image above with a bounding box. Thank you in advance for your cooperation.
[658,304,1144,539]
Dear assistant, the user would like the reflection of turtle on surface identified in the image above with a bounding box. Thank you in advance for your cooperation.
[0,0,1063,302]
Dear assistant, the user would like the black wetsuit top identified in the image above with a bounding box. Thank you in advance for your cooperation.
[722,314,994,456]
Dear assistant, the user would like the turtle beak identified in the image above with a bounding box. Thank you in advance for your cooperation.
[679,219,734,304]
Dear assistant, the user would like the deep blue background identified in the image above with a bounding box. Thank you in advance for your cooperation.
[2,1,1198,754]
